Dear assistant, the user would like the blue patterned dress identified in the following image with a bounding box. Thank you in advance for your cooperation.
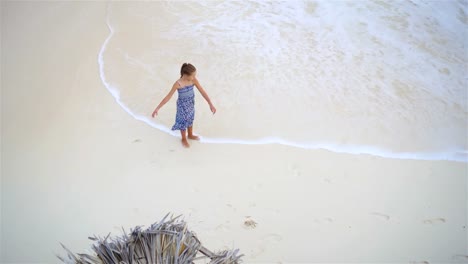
[171,83,195,131]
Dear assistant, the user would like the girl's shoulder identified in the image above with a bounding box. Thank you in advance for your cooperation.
[175,79,194,89]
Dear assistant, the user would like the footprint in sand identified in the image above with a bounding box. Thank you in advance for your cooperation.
[371,212,391,221]
[313,217,334,223]
[215,223,230,232]
[250,233,283,258]
[288,163,301,177]
[261,233,283,243]
[250,183,263,191]
[215,219,232,232]
[226,203,238,212]
[266,208,280,214]
[187,207,197,216]
[422,218,446,225]
[250,246,265,258]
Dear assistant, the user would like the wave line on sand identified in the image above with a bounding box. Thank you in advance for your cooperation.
[98,4,466,163]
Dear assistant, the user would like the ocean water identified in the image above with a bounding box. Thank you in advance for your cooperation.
[99,0,467,162]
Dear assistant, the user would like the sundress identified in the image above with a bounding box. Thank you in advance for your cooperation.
[171,83,195,131]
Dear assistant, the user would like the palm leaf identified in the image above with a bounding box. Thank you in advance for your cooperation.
[58,213,242,264]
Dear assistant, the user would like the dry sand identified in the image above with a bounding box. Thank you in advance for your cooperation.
[1,1,467,263]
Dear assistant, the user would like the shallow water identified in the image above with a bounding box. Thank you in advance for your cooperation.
[99,0,468,162]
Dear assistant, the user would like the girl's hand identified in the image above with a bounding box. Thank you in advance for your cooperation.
[210,104,216,114]
[152,108,158,118]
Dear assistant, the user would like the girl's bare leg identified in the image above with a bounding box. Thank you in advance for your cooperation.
[187,126,200,140]
[180,130,190,148]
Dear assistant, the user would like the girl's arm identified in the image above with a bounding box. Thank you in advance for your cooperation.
[152,82,178,117]
[194,77,216,114]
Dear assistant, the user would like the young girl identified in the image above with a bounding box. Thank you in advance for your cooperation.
[151,63,216,148]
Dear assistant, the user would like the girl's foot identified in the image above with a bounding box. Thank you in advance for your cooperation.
[181,139,190,148]
[188,134,200,140]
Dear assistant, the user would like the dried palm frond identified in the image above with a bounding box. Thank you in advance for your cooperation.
[57,213,243,264]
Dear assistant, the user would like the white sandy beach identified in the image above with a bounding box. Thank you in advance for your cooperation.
[1,1,467,263]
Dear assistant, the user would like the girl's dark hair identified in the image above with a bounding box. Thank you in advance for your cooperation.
[180,63,196,77]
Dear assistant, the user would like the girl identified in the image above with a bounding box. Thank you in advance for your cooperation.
[151,63,216,148]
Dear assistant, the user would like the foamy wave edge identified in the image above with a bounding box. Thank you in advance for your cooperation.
[98,4,467,163]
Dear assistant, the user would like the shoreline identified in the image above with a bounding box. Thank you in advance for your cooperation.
[99,4,467,163]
